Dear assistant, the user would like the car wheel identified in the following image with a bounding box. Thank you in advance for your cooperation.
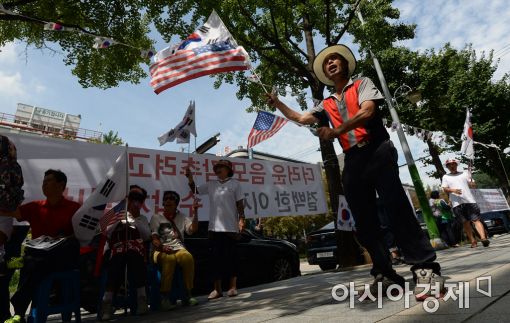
[319,263,337,271]
[272,258,293,281]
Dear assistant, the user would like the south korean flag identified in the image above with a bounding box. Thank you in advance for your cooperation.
[72,151,128,245]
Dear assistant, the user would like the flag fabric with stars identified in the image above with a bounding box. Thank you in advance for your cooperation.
[247,111,288,149]
[99,199,127,234]
[150,10,250,94]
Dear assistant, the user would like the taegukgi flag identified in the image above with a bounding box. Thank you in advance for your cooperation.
[460,108,474,159]
[158,100,197,145]
[337,195,356,231]
[150,10,251,94]
[72,150,128,245]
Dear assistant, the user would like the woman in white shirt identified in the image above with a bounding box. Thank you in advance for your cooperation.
[186,159,245,300]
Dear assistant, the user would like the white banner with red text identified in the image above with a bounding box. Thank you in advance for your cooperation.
[5,131,327,220]
[471,189,510,213]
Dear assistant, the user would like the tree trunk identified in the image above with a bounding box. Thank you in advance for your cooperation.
[426,138,446,179]
[318,125,362,268]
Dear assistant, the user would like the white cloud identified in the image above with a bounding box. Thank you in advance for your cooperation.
[0,42,18,65]
[396,0,510,79]
[34,83,46,94]
[0,71,25,97]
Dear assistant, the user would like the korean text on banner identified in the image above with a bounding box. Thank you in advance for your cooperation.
[6,132,328,224]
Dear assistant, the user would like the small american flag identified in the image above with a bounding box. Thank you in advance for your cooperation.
[247,111,288,149]
[99,199,127,234]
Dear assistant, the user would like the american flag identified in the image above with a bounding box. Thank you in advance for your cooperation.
[150,10,250,94]
[150,42,250,94]
[247,111,288,149]
[99,199,127,234]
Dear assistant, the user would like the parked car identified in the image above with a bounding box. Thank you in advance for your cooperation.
[305,222,338,271]
[480,210,510,236]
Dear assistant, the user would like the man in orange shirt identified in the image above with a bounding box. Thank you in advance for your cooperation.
[266,44,443,300]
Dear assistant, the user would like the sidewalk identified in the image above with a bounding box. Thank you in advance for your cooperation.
[71,234,510,322]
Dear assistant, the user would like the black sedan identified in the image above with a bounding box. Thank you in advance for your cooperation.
[305,222,338,271]
[480,210,510,236]
[185,221,301,293]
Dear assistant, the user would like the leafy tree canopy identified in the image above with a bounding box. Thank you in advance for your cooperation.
[0,0,414,106]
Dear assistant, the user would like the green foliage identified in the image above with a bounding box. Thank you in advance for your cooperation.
[1,0,414,108]
[100,130,124,145]
[0,0,154,88]
[361,44,510,189]
[263,214,332,239]
[472,171,501,189]
[89,130,124,145]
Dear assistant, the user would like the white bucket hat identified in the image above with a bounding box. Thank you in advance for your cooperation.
[313,44,357,86]
[445,158,459,166]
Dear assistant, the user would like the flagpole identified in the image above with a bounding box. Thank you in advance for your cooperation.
[123,144,129,313]
[491,144,510,189]
[250,68,271,94]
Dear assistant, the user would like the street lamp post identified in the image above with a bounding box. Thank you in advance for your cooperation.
[356,10,442,245]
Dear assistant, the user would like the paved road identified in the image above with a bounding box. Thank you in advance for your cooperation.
[47,233,510,322]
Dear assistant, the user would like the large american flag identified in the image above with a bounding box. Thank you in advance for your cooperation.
[150,41,250,94]
[99,199,127,234]
[247,111,288,149]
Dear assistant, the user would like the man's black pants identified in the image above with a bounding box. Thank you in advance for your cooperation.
[0,225,29,321]
[11,237,80,316]
[343,140,437,278]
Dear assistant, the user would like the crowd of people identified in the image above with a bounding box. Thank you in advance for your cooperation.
[0,143,245,322]
[0,43,493,322]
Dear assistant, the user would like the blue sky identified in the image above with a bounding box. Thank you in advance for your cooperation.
[1,0,509,188]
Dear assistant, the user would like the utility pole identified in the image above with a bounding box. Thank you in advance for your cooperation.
[356,9,442,246]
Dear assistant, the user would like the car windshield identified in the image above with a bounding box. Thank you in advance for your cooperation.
[320,222,335,230]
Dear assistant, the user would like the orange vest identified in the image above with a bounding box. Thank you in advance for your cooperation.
[322,79,370,151]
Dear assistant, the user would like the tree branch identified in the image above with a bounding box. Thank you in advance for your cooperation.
[325,0,331,45]
[331,0,363,45]
[234,0,310,79]
[2,0,37,9]
[281,1,307,59]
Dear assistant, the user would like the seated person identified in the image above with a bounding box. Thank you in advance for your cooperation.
[150,191,198,310]
[0,169,81,322]
[100,185,151,320]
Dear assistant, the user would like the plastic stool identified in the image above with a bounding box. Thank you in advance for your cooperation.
[29,270,81,323]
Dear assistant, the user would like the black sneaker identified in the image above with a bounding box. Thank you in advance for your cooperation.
[481,239,490,247]
[391,257,404,266]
